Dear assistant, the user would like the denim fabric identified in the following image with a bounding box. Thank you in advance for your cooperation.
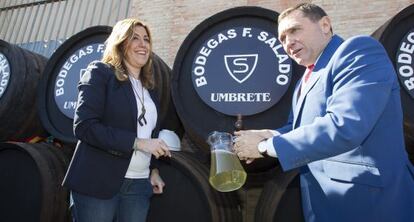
[71,178,153,222]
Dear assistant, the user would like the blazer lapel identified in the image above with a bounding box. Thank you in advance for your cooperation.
[121,80,138,130]
[149,89,161,137]
[292,35,344,128]
[292,79,302,112]
[293,70,322,126]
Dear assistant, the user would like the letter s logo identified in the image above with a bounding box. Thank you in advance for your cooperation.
[224,54,258,83]
[232,58,249,74]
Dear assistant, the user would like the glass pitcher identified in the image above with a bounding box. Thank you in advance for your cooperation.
[207,131,247,192]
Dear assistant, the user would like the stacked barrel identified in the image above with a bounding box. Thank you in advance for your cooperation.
[0,40,71,221]
[0,25,185,221]
[371,4,414,164]
[0,40,47,141]
[168,6,304,222]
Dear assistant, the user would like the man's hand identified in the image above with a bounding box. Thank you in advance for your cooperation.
[233,130,274,163]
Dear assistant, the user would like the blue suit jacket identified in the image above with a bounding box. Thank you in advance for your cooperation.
[274,35,414,222]
[62,61,161,199]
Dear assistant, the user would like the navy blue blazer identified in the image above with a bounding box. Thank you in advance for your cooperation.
[63,61,161,199]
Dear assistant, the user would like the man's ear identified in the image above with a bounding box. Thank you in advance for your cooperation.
[319,16,332,34]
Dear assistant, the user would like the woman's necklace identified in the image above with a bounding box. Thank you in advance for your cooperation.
[130,77,147,126]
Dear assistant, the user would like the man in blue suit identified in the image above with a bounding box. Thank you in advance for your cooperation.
[234,3,414,222]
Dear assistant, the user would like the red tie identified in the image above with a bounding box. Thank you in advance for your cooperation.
[304,64,315,84]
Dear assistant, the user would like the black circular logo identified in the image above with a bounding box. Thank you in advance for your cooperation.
[54,43,105,118]
[191,26,292,116]
[0,53,11,99]
[396,28,414,99]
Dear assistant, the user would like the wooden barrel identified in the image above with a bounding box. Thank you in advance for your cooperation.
[0,40,48,141]
[147,151,241,222]
[371,4,414,161]
[0,142,70,222]
[171,6,304,180]
[37,26,182,143]
[404,121,414,164]
[152,53,184,137]
[254,168,304,222]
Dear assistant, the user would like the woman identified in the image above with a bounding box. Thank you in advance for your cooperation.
[62,18,172,222]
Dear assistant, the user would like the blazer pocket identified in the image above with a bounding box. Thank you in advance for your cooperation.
[323,160,384,188]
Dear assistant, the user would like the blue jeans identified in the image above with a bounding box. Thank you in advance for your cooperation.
[71,178,153,222]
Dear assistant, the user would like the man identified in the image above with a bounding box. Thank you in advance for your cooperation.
[234,3,414,222]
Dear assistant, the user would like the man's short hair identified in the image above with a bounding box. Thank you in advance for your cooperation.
[278,3,328,24]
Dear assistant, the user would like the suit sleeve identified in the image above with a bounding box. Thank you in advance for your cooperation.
[73,62,135,157]
[275,109,293,134]
[274,36,397,171]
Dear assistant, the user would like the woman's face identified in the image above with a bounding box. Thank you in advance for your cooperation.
[124,25,150,70]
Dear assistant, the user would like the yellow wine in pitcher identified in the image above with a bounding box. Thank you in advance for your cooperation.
[209,149,247,192]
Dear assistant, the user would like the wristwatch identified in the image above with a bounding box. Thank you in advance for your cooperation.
[258,140,269,157]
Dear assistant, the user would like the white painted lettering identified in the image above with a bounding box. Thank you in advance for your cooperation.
[279,64,291,74]
[195,76,207,87]
[63,101,77,109]
[58,69,68,78]
[405,77,414,90]
[56,78,65,87]
[195,56,207,66]
[242,28,251,37]
[400,42,414,54]
[207,39,218,49]
[276,53,289,63]
[276,74,289,85]
[78,49,87,59]
[200,47,211,57]
[1,79,7,86]
[86,45,94,54]
[217,33,228,44]
[210,93,271,102]
[265,37,277,48]
[407,32,414,43]
[194,66,205,76]
[56,87,64,96]
[399,65,413,78]
[257,31,268,41]
[227,29,237,39]
[233,58,249,73]
[398,53,412,64]
[70,54,78,63]
[63,61,72,70]
[97,44,105,53]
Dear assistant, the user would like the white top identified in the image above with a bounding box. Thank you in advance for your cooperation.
[125,77,158,179]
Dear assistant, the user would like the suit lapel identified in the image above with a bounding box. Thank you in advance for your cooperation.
[149,89,161,137]
[292,79,302,112]
[293,70,322,127]
[292,35,344,128]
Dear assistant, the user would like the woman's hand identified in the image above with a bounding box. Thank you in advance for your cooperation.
[136,138,171,158]
[150,169,165,194]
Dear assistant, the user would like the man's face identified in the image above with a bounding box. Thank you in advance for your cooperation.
[278,10,332,66]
